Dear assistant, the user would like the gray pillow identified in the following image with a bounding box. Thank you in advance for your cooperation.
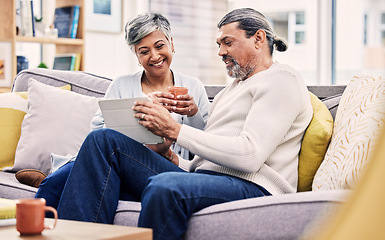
[322,94,342,120]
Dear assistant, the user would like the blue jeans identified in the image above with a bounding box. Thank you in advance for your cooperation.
[35,161,74,209]
[55,129,270,240]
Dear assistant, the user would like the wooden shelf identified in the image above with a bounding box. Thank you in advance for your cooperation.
[0,87,12,93]
[0,0,85,90]
[15,36,84,45]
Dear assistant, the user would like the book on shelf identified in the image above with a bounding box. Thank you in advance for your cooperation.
[53,53,76,71]
[74,53,82,71]
[54,5,80,39]
[19,0,36,37]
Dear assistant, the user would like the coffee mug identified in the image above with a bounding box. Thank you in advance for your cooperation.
[16,198,57,235]
[168,87,188,99]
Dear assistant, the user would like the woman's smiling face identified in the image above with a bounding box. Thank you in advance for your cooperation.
[135,30,175,77]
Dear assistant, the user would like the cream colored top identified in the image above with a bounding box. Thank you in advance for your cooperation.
[177,62,313,195]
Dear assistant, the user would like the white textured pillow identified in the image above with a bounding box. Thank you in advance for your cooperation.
[3,79,99,175]
[312,76,385,190]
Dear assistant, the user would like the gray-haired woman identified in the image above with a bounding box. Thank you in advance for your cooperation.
[92,12,210,158]
[34,12,210,211]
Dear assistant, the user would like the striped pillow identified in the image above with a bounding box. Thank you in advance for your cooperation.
[312,76,385,190]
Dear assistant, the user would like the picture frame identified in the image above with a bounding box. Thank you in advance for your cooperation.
[85,0,122,33]
[0,42,12,87]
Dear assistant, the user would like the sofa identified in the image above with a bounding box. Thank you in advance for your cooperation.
[2,68,384,240]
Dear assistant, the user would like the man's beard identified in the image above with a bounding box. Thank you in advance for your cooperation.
[223,55,254,80]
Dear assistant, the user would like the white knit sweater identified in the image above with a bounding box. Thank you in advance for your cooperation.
[177,62,313,195]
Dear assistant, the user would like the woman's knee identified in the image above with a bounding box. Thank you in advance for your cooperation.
[86,128,115,142]
[86,128,137,147]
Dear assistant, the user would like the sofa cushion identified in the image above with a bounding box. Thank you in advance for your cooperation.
[298,92,333,192]
[313,76,385,190]
[184,190,349,240]
[0,171,36,199]
[3,79,99,175]
[113,190,349,240]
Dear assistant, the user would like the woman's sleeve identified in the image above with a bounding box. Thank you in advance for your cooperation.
[90,78,123,131]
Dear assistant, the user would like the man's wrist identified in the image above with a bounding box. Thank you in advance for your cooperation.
[162,148,173,161]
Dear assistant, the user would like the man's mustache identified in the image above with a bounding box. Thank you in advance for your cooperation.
[222,55,234,63]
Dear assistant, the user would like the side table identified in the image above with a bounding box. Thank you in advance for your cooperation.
[0,218,152,240]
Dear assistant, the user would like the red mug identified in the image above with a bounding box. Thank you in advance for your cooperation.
[168,87,188,100]
[16,198,57,235]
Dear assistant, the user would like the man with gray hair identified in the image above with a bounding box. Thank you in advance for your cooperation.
[57,8,312,240]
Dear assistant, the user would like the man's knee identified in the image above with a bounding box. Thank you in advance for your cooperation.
[143,173,185,200]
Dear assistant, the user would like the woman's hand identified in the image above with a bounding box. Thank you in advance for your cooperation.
[133,99,181,141]
[149,91,199,117]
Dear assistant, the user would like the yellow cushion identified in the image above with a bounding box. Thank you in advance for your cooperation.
[15,84,71,100]
[0,93,28,170]
[0,84,71,170]
[297,92,333,192]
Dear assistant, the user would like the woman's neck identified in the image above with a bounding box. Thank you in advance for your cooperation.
[142,70,174,93]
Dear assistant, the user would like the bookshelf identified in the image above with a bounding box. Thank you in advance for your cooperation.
[0,0,85,92]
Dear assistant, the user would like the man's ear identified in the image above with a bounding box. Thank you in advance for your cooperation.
[254,29,266,49]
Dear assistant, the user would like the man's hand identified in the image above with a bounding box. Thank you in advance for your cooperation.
[133,98,181,142]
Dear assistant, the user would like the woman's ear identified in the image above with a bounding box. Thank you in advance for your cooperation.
[170,37,175,53]
[135,54,142,66]
[254,29,266,49]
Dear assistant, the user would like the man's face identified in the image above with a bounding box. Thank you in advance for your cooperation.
[216,22,257,80]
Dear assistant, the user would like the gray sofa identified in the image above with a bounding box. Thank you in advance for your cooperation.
[1,68,350,239]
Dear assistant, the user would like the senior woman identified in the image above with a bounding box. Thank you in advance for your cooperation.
[34,12,210,209]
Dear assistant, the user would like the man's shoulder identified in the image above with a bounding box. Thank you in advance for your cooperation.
[273,63,303,79]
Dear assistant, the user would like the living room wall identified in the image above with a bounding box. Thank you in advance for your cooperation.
[83,0,147,80]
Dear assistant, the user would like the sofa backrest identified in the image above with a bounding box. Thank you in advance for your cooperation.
[12,68,346,119]
[12,68,112,98]
[205,85,346,120]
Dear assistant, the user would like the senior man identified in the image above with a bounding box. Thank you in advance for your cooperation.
[57,8,312,240]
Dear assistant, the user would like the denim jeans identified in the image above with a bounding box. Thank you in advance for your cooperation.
[35,161,75,209]
[56,129,270,240]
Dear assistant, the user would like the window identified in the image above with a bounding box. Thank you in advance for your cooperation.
[150,0,228,85]
[147,0,385,85]
[268,11,306,45]
[381,12,385,46]
[293,12,306,44]
[335,0,385,85]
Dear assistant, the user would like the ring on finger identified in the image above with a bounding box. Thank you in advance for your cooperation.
[141,113,146,119]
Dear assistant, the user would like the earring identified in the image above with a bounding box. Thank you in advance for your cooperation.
[172,49,176,53]
[138,62,142,67]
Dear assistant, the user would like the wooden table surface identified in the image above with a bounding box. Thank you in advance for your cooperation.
[0,218,152,240]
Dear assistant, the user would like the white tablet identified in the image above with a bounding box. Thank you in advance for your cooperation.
[98,97,164,144]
